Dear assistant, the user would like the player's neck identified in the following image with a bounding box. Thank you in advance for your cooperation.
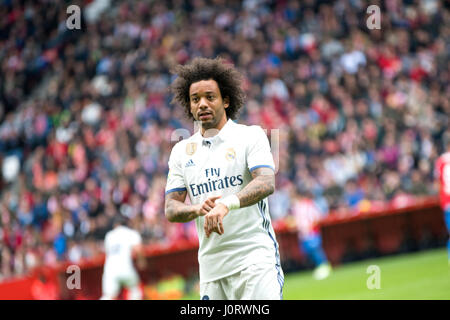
[200,117,228,138]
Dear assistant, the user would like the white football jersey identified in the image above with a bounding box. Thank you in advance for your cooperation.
[103,225,142,275]
[166,119,282,283]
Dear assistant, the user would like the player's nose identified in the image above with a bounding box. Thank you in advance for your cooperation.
[199,97,210,108]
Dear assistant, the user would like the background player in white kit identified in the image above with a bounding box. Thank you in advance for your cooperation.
[100,215,146,300]
[165,57,284,300]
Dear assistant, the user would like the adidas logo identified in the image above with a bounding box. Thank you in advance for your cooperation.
[185,159,195,168]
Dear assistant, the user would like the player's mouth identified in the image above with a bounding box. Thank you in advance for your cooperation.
[198,111,213,120]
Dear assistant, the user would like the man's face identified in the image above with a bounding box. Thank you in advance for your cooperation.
[189,79,229,132]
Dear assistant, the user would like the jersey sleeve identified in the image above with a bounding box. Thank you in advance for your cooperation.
[165,142,187,195]
[246,126,276,173]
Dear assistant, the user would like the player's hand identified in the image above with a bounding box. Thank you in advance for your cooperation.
[195,195,221,217]
[204,203,229,238]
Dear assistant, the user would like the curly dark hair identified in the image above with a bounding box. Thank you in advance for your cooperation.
[170,57,246,120]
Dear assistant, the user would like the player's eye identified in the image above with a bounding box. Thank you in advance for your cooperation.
[191,97,199,103]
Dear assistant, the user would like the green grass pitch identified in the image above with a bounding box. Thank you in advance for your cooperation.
[284,248,450,300]
[183,248,450,300]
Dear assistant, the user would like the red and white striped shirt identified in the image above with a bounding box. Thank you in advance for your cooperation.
[435,152,450,210]
[292,198,323,237]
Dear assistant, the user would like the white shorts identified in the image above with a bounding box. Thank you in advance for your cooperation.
[101,270,140,299]
[199,263,284,300]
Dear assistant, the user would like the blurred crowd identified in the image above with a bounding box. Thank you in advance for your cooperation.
[0,0,449,280]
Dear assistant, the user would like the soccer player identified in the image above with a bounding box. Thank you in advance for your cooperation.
[291,189,332,280]
[165,57,284,300]
[435,140,450,265]
[100,215,146,300]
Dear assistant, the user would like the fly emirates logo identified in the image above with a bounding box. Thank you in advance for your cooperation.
[189,167,243,197]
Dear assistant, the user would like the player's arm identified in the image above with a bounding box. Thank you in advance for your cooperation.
[132,243,147,270]
[165,190,220,223]
[236,166,275,208]
[165,190,197,222]
[165,142,220,223]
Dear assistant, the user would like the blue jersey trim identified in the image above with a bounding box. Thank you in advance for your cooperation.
[249,165,275,172]
[165,187,187,195]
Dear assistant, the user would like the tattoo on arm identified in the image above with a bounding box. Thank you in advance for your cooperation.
[237,167,275,208]
[165,190,198,223]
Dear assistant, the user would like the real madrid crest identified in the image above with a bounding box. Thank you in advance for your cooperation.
[225,148,236,161]
[186,143,197,155]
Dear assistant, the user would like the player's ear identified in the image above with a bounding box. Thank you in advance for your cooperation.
[223,96,230,109]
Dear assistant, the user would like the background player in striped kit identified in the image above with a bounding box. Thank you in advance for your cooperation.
[291,189,332,280]
[435,139,450,266]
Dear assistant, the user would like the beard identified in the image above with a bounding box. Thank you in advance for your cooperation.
[199,117,221,137]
